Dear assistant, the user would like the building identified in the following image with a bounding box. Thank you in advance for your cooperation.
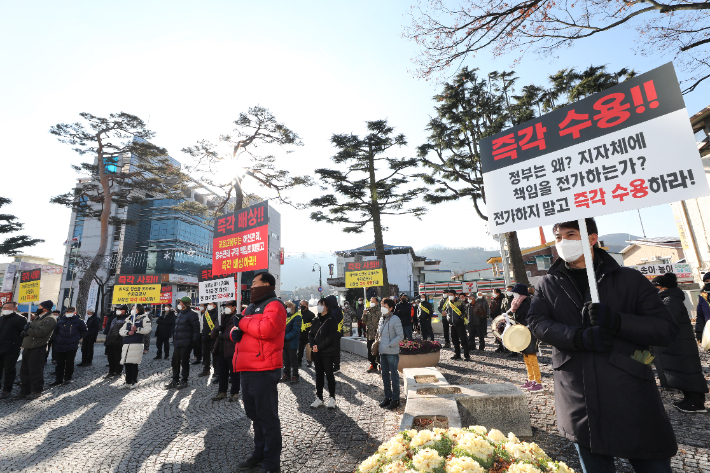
[669,105,710,283]
[619,237,685,266]
[0,255,63,311]
[326,243,442,298]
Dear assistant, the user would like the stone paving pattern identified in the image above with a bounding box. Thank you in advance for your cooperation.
[0,328,708,472]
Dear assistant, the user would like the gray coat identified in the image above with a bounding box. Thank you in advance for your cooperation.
[377,312,403,355]
[528,249,678,460]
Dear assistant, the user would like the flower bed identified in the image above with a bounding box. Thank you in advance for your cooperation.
[400,339,442,355]
[355,426,576,473]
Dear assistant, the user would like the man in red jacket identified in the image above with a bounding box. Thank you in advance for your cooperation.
[231,272,286,473]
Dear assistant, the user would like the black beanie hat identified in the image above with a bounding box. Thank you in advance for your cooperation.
[40,300,54,310]
[702,272,710,282]
[652,272,677,288]
[512,283,529,296]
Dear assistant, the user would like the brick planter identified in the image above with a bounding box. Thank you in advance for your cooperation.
[397,351,440,372]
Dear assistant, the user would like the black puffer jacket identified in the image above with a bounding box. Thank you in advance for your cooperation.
[309,313,339,356]
[528,248,678,461]
[172,308,200,348]
[155,310,176,338]
[0,312,27,353]
[85,314,101,338]
[653,287,709,394]
[104,317,126,346]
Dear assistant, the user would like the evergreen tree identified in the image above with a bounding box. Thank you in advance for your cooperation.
[0,197,43,255]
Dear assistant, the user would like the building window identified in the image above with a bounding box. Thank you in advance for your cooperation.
[536,255,552,270]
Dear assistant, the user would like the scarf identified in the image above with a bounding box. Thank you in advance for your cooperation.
[251,285,275,303]
[510,294,527,312]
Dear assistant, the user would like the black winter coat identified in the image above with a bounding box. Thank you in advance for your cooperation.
[528,249,678,460]
[155,310,176,338]
[394,301,412,327]
[299,308,315,340]
[104,317,126,346]
[309,313,339,356]
[201,308,218,340]
[0,312,27,353]
[418,301,433,323]
[172,308,200,348]
[512,296,537,355]
[85,314,101,338]
[53,315,88,353]
[653,287,709,394]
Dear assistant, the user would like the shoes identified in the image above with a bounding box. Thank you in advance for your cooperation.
[198,370,210,377]
[77,362,90,367]
[386,400,400,410]
[165,381,180,389]
[128,383,137,389]
[464,357,471,362]
[104,373,117,379]
[367,364,376,373]
[153,355,162,360]
[444,343,451,348]
[451,355,462,360]
[212,392,228,401]
[63,379,73,385]
[228,393,240,402]
[326,396,336,409]
[178,380,188,389]
[237,457,264,469]
[191,360,202,365]
[51,360,57,365]
[507,352,519,358]
[674,399,707,413]
[290,377,298,385]
[164,354,170,359]
[306,362,312,368]
[379,398,391,408]
[527,382,544,392]
[27,392,41,400]
[495,346,505,353]
[49,380,63,387]
[279,375,289,383]
[520,380,534,389]
[0,391,12,399]
[261,469,280,473]
[14,393,29,400]
[310,398,324,408]
[333,368,340,373]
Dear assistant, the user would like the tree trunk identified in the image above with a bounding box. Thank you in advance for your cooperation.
[367,148,390,297]
[506,231,530,287]
[234,178,244,210]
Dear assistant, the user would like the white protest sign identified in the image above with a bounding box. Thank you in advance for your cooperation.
[631,262,694,282]
[481,63,710,233]
[198,276,235,304]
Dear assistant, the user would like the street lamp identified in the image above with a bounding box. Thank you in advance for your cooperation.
[312,263,322,290]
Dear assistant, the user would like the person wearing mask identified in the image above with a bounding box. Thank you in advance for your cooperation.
[50,306,88,386]
[212,300,241,401]
[324,295,344,372]
[694,272,710,344]
[495,286,515,354]
[104,305,128,379]
[281,301,302,384]
[417,296,434,341]
[378,298,404,410]
[297,300,315,368]
[364,297,381,373]
[490,288,503,319]
[18,300,57,400]
[78,309,100,367]
[230,272,286,473]
[166,297,200,389]
[192,304,206,365]
[507,284,541,390]
[198,302,218,378]
[528,218,678,472]
[0,301,26,399]
[118,304,152,388]
[651,273,708,413]
[356,298,365,337]
[468,294,488,352]
[394,294,413,340]
[47,309,61,365]
[154,304,176,360]
[442,290,470,361]
[437,295,451,348]
[342,301,354,337]
[309,297,339,409]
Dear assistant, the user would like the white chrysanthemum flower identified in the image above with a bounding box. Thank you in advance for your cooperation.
[406,429,418,438]
[410,429,441,448]
[412,448,443,472]
[468,425,487,435]
[507,462,543,473]
[456,433,495,460]
[486,429,507,443]
[447,428,466,442]
[526,442,550,460]
[357,454,382,473]
[507,432,520,444]
[505,442,536,462]
[444,456,486,473]
[379,438,409,461]
[433,427,448,435]
[547,461,576,473]
[381,460,408,473]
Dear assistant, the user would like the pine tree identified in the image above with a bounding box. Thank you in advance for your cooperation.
[0,197,43,255]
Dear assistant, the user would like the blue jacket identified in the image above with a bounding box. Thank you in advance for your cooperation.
[173,308,200,348]
[54,315,88,353]
[695,293,710,340]
[284,312,302,350]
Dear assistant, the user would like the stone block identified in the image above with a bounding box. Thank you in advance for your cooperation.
[400,396,462,431]
[402,367,449,395]
[454,384,532,437]
[340,337,368,358]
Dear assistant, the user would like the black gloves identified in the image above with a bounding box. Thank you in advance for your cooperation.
[20,331,28,338]
[574,327,614,352]
[584,302,621,334]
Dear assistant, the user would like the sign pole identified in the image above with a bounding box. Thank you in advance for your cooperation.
[578,218,600,303]
[235,272,242,314]
[498,234,511,287]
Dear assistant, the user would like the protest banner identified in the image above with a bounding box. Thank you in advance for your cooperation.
[481,63,710,302]
[631,262,694,282]
[212,201,269,276]
[18,269,41,304]
[199,276,236,304]
[0,292,12,305]
[112,274,162,304]
[345,260,383,288]
[159,284,173,305]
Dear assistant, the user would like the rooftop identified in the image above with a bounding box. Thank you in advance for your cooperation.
[620,237,682,254]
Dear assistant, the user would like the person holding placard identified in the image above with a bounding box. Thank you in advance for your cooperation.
[528,218,679,473]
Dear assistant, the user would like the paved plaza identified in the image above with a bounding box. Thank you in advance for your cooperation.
[0,332,708,472]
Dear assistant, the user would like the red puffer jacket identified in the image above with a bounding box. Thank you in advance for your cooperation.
[232,297,286,372]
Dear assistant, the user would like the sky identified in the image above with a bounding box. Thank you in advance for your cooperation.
[1,0,707,269]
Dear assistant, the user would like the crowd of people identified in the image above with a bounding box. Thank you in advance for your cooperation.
[1,217,710,473]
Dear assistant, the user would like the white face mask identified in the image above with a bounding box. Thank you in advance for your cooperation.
[224,307,233,314]
[131,309,138,315]
[287,308,292,315]
[178,304,184,311]
[207,304,215,311]
[1,310,13,315]
[164,307,171,311]
[448,295,455,301]
[380,307,387,315]
[66,312,75,317]
[317,305,324,314]
[116,310,124,316]
[556,238,586,263]
[505,291,513,297]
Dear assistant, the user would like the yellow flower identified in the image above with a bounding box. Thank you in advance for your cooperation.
[456,433,495,460]
[507,433,520,444]
[378,438,409,461]
[468,425,488,435]
[357,454,382,473]
[505,442,536,462]
[548,462,576,473]
[445,456,486,473]
[410,429,441,448]
[486,429,507,443]
[507,463,543,473]
[447,428,466,442]
[526,442,550,461]
[381,460,408,473]
[412,448,443,472]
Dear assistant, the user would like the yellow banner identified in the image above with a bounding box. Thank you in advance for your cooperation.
[345,269,383,288]
[112,284,162,304]
[18,281,40,303]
